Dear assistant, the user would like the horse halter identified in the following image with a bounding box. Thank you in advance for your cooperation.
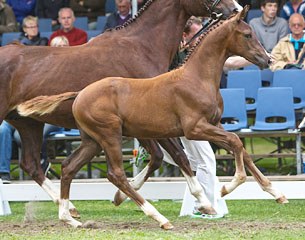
[205,0,223,19]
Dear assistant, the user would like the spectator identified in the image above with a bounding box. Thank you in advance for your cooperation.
[280,0,305,20]
[270,13,305,70]
[167,16,228,219]
[70,0,106,30]
[0,121,14,184]
[6,0,36,29]
[17,15,48,46]
[0,0,18,46]
[36,0,69,31]
[50,35,69,46]
[249,0,289,53]
[49,7,87,46]
[103,0,132,31]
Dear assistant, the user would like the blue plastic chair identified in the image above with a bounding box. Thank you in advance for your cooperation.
[105,0,116,14]
[38,18,52,32]
[273,70,305,109]
[96,16,107,30]
[250,87,296,131]
[87,30,101,40]
[74,17,89,30]
[246,9,262,23]
[243,64,259,70]
[227,70,262,111]
[220,88,248,131]
[40,31,53,40]
[1,32,20,46]
[261,68,274,87]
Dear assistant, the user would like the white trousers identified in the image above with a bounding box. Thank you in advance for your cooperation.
[162,137,228,216]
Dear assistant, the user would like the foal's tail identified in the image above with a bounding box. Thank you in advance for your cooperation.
[17,92,79,117]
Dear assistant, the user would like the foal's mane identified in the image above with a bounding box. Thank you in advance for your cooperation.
[105,0,154,32]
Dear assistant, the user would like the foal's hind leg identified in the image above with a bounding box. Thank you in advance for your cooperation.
[59,131,101,227]
[241,149,288,203]
[113,139,164,206]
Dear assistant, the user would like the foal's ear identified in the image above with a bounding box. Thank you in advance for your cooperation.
[237,5,250,22]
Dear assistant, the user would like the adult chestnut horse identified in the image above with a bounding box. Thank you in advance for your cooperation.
[0,0,241,216]
[18,7,288,229]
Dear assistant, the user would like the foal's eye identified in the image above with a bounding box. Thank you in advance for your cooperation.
[244,34,252,39]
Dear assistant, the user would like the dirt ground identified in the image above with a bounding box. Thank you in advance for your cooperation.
[0,220,305,234]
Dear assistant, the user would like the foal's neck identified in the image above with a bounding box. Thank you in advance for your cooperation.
[183,26,229,88]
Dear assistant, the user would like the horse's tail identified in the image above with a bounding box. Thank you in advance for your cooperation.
[17,92,79,117]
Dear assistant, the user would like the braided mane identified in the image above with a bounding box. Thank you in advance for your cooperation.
[180,14,236,67]
[105,0,155,32]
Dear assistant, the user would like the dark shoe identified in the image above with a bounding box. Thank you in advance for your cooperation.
[40,159,51,176]
[0,172,11,184]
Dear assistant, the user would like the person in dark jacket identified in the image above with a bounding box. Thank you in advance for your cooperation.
[18,15,48,46]
[103,0,131,32]
[36,0,69,31]
[0,0,18,45]
[70,0,106,30]
[6,0,36,28]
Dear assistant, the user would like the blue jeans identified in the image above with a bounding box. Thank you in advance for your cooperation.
[14,123,64,160]
[0,121,14,173]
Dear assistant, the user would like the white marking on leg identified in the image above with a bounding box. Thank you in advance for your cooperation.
[59,199,82,228]
[263,183,286,200]
[223,174,246,194]
[181,170,213,211]
[116,165,149,202]
[140,200,169,227]
[41,178,76,210]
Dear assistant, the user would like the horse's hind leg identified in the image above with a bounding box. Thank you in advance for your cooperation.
[59,131,101,227]
[242,149,288,203]
[113,139,164,206]
[10,118,78,216]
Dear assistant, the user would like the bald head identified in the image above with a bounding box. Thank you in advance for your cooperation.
[289,13,305,38]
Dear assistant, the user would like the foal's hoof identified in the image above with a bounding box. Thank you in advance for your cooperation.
[161,222,174,230]
[113,190,127,206]
[198,206,217,215]
[70,208,81,219]
[221,185,229,197]
[276,196,289,204]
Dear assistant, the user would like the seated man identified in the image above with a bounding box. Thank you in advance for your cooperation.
[0,0,18,46]
[270,13,305,71]
[249,0,288,53]
[49,7,87,46]
[280,0,305,20]
[103,0,132,32]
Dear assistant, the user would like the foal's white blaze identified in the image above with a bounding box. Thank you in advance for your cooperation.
[140,200,169,227]
[116,165,149,202]
[233,0,243,12]
[181,171,212,209]
[41,178,77,210]
[59,199,82,228]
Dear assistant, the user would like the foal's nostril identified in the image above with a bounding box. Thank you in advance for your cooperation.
[267,58,272,65]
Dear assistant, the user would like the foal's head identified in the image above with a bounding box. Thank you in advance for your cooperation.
[225,6,271,68]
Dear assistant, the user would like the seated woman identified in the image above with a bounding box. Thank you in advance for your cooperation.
[18,15,48,46]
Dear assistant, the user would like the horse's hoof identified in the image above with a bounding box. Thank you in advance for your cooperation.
[113,190,126,206]
[221,185,229,197]
[161,222,174,230]
[198,206,217,215]
[69,208,81,219]
[276,196,289,204]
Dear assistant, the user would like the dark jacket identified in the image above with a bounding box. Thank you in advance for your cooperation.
[103,12,131,32]
[36,0,69,20]
[0,2,18,34]
[6,0,36,25]
[70,0,105,22]
[18,32,48,46]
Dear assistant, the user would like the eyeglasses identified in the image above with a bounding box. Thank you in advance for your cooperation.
[290,23,303,28]
[25,25,38,29]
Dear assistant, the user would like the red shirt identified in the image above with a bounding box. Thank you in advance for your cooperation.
[49,27,88,46]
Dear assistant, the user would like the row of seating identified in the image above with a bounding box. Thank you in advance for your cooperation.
[226,69,305,111]
[1,29,101,46]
